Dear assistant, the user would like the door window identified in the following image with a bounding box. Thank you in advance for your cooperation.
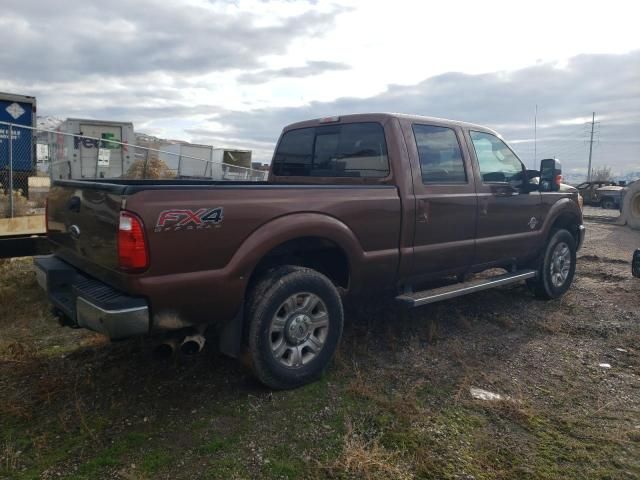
[470,131,524,183]
[413,124,466,184]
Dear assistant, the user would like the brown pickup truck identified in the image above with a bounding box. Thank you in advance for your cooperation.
[35,113,585,389]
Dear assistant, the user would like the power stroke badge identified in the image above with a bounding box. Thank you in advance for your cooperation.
[154,207,224,232]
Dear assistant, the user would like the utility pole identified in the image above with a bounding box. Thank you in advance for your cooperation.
[533,104,537,169]
[587,112,596,181]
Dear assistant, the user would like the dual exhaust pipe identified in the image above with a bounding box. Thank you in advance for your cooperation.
[153,331,206,358]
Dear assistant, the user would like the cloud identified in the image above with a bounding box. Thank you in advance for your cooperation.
[0,0,343,82]
[193,51,640,173]
[238,61,350,84]
[0,0,637,178]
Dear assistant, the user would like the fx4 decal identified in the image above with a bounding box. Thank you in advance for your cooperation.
[154,207,224,232]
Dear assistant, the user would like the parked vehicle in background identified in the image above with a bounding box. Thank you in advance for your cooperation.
[49,118,136,180]
[0,92,37,197]
[595,185,625,209]
[576,181,618,207]
[35,113,585,389]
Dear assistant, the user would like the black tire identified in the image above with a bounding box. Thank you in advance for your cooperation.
[601,197,615,210]
[246,266,344,389]
[527,229,577,299]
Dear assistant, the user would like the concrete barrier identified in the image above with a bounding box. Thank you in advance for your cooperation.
[616,181,640,230]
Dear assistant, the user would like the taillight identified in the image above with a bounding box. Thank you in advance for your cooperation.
[118,211,148,272]
[319,116,340,123]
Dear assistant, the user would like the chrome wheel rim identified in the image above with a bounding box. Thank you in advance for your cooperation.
[550,242,571,287]
[269,292,329,368]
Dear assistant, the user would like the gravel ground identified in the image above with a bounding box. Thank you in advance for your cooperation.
[0,219,639,479]
[582,205,622,221]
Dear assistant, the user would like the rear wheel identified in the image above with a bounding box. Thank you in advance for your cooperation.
[527,229,576,299]
[246,266,344,389]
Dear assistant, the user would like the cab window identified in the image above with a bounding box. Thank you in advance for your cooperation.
[470,131,524,183]
[413,124,467,184]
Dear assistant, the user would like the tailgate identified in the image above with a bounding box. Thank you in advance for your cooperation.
[47,181,125,271]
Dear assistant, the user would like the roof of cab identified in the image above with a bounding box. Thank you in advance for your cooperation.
[282,113,498,135]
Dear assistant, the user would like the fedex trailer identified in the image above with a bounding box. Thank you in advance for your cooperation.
[50,119,135,180]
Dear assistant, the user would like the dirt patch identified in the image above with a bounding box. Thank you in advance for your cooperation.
[1,221,639,479]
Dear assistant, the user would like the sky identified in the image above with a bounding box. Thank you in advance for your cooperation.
[1,0,639,178]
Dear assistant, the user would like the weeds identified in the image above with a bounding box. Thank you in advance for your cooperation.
[0,224,639,478]
[0,189,30,218]
[1,437,21,473]
[326,419,412,480]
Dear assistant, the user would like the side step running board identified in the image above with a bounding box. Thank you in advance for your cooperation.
[396,269,537,307]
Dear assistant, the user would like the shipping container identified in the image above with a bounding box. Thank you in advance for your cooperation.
[0,92,37,195]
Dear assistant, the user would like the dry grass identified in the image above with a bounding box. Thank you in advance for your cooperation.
[0,189,30,218]
[325,420,413,480]
[1,437,20,473]
[0,340,37,362]
[0,221,639,479]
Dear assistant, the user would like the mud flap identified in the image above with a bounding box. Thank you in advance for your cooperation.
[218,306,244,358]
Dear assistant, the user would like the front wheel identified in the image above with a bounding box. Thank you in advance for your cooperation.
[246,266,344,389]
[527,229,577,299]
[601,197,616,210]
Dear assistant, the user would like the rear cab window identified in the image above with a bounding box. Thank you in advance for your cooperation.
[272,122,389,178]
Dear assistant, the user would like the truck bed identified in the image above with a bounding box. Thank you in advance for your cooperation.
[46,178,403,329]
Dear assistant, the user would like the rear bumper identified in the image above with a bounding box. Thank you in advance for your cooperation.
[577,224,586,251]
[34,255,149,339]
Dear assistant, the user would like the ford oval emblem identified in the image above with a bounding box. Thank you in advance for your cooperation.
[69,224,81,239]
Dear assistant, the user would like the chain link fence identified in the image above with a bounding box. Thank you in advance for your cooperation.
[0,122,40,220]
[0,120,268,228]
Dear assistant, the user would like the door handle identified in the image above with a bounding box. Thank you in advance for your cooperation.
[481,196,489,215]
[417,199,429,223]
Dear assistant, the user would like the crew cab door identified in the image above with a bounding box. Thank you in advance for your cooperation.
[466,130,542,267]
[402,121,478,279]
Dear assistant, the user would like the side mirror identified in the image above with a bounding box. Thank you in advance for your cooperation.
[521,170,540,192]
[540,158,562,192]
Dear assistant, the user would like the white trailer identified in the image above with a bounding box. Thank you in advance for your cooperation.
[157,144,257,180]
[157,143,215,178]
[49,119,135,180]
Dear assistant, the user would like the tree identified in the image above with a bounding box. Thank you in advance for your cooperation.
[125,155,173,180]
[591,165,613,182]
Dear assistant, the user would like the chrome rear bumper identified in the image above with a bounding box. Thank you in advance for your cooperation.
[34,255,149,339]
